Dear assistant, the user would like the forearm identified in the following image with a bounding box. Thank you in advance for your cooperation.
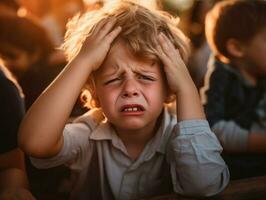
[211,121,266,153]
[0,168,29,189]
[0,149,29,189]
[0,149,35,200]
[170,120,229,196]
[19,58,93,157]
[0,169,35,200]
[247,132,266,153]
[176,81,205,121]
[212,120,249,153]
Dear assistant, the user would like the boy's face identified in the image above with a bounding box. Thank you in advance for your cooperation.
[242,28,266,76]
[94,41,167,133]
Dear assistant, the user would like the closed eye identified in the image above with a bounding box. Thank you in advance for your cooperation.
[104,78,122,85]
[138,74,156,81]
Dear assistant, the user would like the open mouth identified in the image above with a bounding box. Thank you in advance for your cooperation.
[120,104,145,112]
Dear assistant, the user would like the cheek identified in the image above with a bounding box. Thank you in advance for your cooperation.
[248,43,266,69]
[247,53,266,74]
[144,84,167,104]
[98,92,112,105]
[96,88,118,108]
[257,53,266,70]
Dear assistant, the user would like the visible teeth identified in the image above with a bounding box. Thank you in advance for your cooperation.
[123,107,141,112]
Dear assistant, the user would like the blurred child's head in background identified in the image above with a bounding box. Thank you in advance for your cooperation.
[0,15,53,75]
[205,0,266,64]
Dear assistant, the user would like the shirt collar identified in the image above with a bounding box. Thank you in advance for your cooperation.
[89,107,175,155]
[147,107,174,155]
[89,121,113,140]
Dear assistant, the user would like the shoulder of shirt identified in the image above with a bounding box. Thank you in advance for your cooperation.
[72,108,105,131]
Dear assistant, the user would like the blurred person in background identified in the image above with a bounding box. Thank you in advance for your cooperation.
[0,14,65,110]
[201,0,266,179]
[186,0,212,89]
[19,0,85,46]
[0,14,74,199]
[0,0,20,17]
[0,61,35,200]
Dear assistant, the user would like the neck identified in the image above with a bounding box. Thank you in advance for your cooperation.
[238,67,257,86]
[114,115,163,160]
[241,70,257,86]
[115,122,157,147]
[232,61,257,86]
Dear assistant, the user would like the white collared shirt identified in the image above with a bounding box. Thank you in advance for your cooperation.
[31,108,229,200]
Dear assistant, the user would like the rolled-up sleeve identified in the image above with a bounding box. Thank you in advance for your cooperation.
[30,123,92,169]
[169,120,229,196]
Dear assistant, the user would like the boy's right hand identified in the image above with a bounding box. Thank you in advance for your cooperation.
[73,18,122,72]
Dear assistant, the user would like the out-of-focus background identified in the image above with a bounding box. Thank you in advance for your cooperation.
[0,0,216,199]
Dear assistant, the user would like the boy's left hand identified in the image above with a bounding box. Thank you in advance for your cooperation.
[155,33,193,94]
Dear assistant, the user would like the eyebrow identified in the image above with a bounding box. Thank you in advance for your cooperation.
[133,61,160,75]
[134,69,159,77]
[100,68,123,79]
[100,61,160,79]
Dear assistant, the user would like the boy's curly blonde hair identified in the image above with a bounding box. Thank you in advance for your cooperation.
[62,0,190,109]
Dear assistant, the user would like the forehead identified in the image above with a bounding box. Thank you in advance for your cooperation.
[97,40,160,75]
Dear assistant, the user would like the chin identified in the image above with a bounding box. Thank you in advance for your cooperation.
[121,122,146,129]
[114,120,148,131]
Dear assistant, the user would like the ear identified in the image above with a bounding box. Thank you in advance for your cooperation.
[164,92,175,104]
[92,92,101,108]
[226,38,245,58]
[94,98,101,108]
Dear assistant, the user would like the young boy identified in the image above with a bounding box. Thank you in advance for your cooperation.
[201,0,266,179]
[19,1,229,199]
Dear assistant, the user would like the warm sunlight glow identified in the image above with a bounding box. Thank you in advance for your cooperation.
[17,7,28,17]
[164,0,194,11]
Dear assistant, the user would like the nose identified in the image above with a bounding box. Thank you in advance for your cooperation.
[121,79,139,98]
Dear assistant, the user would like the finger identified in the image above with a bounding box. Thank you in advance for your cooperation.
[91,18,109,36]
[155,42,165,58]
[162,34,178,54]
[156,39,182,78]
[162,33,183,58]
[158,33,171,55]
[156,35,173,64]
[161,33,175,50]
[98,18,117,39]
[104,26,122,44]
[159,33,182,63]
[155,43,172,68]
[158,33,177,60]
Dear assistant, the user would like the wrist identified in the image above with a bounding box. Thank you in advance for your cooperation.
[69,55,94,74]
[175,80,198,96]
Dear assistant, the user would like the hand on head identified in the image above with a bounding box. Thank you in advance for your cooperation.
[155,32,194,94]
[75,18,122,72]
